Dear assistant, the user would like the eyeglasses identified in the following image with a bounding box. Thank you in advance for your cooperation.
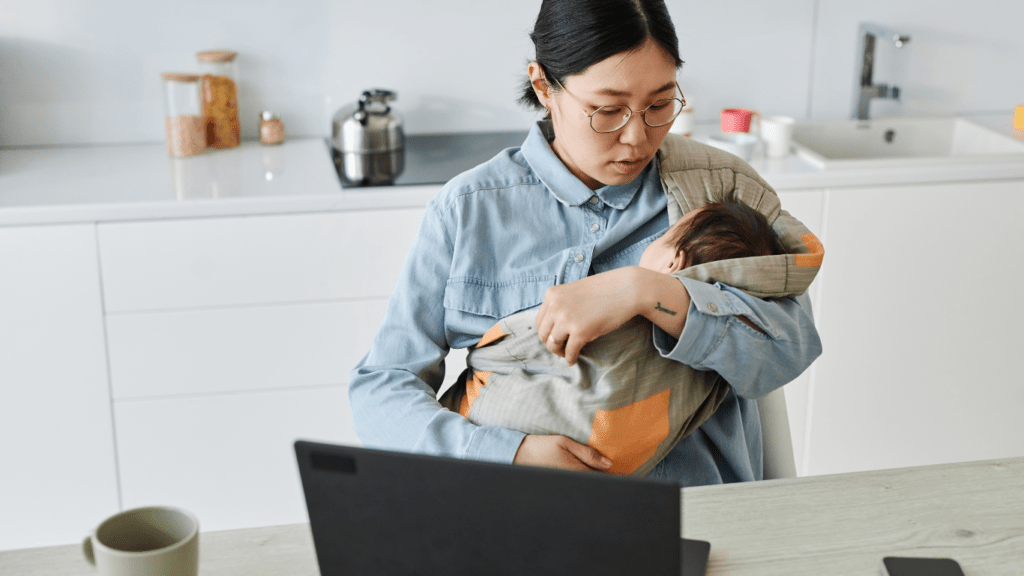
[551,78,686,134]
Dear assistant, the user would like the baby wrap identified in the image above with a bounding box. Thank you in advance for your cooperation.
[439,135,825,476]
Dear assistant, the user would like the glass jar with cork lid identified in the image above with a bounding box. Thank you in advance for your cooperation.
[197,50,240,149]
[161,72,206,157]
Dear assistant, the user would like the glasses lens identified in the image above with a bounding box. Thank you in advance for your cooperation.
[644,99,684,127]
[590,105,631,133]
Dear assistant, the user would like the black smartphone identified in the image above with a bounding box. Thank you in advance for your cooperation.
[880,556,966,576]
[682,538,711,576]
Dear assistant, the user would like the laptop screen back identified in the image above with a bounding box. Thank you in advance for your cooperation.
[295,441,681,576]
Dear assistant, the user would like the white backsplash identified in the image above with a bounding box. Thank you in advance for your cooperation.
[1,0,1021,147]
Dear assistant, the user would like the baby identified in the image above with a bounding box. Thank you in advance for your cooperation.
[439,200,788,476]
[639,199,788,275]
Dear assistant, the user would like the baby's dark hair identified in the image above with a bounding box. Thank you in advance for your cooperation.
[668,200,788,268]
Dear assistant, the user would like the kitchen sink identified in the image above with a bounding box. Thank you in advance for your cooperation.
[791,117,1024,169]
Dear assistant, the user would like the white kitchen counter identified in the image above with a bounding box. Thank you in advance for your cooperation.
[3,112,1023,227]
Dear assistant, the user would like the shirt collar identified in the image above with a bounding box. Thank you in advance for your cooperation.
[520,120,651,210]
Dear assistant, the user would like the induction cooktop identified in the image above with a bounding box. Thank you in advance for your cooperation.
[329,130,529,188]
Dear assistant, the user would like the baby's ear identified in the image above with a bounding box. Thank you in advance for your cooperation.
[667,250,687,274]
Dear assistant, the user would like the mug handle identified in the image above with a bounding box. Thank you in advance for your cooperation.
[82,535,96,566]
[751,111,762,136]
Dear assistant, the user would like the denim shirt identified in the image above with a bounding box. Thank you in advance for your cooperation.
[349,120,821,486]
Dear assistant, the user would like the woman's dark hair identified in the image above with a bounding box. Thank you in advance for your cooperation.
[519,0,684,110]
[669,201,789,268]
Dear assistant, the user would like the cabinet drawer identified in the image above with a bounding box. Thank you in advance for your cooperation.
[115,387,358,532]
[106,299,389,399]
[98,208,426,312]
[106,298,471,400]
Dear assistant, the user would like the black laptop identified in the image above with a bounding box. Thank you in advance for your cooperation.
[295,440,710,576]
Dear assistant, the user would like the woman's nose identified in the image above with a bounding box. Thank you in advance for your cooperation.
[618,112,647,146]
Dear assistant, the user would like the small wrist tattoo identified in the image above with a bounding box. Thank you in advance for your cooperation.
[655,302,677,316]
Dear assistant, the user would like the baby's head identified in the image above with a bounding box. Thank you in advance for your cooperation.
[639,200,788,274]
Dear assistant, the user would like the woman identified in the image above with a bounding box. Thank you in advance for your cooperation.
[349,0,821,485]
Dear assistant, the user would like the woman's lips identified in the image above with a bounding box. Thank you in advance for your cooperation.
[611,156,648,173]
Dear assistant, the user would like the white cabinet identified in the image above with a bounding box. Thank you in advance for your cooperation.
[9,172,1021,547]
[115,386,356,531]
[95,205,450,533]
[0,225,118,551]
[105,299,390,399]
[806,179,1024,476]
[98,208,427,312]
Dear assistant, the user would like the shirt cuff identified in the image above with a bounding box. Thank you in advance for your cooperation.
[652,276,747,366]
[465,425,528,465]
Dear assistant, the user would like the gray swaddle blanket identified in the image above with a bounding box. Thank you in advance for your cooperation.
[439,135,825,476]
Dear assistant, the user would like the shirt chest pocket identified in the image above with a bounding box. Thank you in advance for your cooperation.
[443,276,556,320]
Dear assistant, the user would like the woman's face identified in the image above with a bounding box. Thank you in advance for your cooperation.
[530,38,680,190]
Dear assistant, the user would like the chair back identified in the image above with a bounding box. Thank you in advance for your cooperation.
[757,387,797,479]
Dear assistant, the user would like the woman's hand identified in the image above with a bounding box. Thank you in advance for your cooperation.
[535,267,642,366]
[513,434,613,472]
[535,266,690,366]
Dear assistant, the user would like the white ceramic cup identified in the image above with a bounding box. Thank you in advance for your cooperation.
[705,133,759,161]
[669,109,694,136]
[761,115,795,158]
[82,506,199,576]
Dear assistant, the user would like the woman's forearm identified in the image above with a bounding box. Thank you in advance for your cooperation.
[633,267,691,338]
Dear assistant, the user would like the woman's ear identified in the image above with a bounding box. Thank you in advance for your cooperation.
[527,62,552,109]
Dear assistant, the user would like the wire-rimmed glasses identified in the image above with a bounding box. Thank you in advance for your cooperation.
[552,78,686,134]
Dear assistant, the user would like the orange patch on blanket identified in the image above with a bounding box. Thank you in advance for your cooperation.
[476,324,507,347]
[459,371,491,417]
[589,389,671,475]
[795,232,824,268]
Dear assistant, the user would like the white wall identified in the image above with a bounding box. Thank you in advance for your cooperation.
[1,0,1023,147]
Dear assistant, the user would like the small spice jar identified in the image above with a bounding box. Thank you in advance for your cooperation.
[197,50,241,149]
[161,73,206,157]
[259,111,285,145]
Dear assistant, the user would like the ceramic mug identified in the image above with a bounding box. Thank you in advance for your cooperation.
[721,108,761,134]
[82,506,199,576]
[761,115,795,158]
[669,108,694,136]
[669,97,694,137]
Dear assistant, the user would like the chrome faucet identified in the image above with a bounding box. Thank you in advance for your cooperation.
[852,23,911,120]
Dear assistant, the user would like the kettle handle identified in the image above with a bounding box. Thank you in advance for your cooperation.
[360,89,397,105]
[355,89,397,124]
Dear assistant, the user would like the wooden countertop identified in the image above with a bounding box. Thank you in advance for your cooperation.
[2,456,1021,575]
[684,456,1024,575]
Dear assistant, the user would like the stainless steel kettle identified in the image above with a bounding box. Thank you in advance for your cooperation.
[331,89,405,186]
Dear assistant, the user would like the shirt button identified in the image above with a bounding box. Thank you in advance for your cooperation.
[590,223,600,232]
[589,196,600,205]
[574,253,585,263]
[708,303,718,312]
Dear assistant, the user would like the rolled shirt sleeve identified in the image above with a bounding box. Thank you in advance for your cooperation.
[653,276,822,399]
